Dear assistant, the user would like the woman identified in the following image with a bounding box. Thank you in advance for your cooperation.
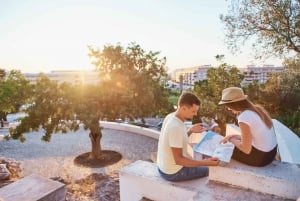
[219,87,277,167]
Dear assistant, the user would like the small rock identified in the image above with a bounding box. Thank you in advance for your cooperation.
[0,164,11,180]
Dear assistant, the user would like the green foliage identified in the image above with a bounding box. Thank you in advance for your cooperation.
[259,71,300,116]
[73,84,103,135]
[168,95,179,108]
[257,55,300,136]
[166,89,181,111]
[221,0,300,58]
[0,70,31,120]
[193,64,243,133]
[9,74,80,141]
[88,42,171,120]
[278,111,300,137]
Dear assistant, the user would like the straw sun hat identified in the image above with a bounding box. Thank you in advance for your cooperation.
[218,87,248,105]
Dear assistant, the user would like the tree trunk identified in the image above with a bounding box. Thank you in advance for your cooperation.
[89,131,102,159]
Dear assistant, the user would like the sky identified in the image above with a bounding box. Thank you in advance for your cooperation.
[0,0,284,73]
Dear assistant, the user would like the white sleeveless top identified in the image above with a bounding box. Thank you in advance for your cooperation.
[238,110,277,152]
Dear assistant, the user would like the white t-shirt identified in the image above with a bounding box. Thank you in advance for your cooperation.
[238,110,277,152]
[157,113,190,174]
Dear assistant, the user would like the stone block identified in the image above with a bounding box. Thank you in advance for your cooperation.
[0,174,66,201]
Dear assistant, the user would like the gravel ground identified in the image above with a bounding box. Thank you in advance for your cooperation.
[0,127,158,180]
[0,126,158,201]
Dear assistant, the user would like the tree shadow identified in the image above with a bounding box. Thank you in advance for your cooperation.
[73,150,122,168]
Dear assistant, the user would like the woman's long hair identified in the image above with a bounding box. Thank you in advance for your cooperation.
[225,99,273,128]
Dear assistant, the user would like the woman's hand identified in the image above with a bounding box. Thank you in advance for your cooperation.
[220,134,240,144]
[220,135,233,143]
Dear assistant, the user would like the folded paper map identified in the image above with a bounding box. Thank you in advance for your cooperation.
[193,131,234,164]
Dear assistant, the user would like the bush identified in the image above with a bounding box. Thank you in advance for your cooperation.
[278,111,300,137]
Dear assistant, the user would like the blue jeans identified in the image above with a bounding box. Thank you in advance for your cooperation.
[158,166,209,181]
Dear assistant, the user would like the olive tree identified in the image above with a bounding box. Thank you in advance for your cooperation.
[221,0,300,59]
[9,43,171,166]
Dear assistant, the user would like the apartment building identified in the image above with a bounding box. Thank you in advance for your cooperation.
[171,65,212,84]
[170,64,284,88]
[240,65,285,86]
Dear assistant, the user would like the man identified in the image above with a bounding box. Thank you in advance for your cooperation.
[157,92,219,181]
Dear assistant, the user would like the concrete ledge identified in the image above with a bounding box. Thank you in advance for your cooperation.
[272,119,300,164]
[119,160,196,201]
[0,174,66,201]
[209,160,300,200]
[100,121,160,140]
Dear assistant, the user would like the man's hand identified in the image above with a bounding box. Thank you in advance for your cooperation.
[187,123,207,135]
[204,157,220,166]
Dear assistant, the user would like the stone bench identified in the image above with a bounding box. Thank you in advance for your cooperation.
[119,160,197,201]
[120,160,300,201]
[0,174,66,201]
[209,159,300,200]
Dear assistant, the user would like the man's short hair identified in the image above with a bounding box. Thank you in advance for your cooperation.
[178,92,201,106]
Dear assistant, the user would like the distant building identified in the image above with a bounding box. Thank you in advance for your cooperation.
[171,65,213,86]
[240,65,285,86]
[193,65,213,82]
[170,64,285,88]
[24,70,100,85]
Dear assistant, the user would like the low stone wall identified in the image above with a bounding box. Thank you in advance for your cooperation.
[100,121,160,140]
